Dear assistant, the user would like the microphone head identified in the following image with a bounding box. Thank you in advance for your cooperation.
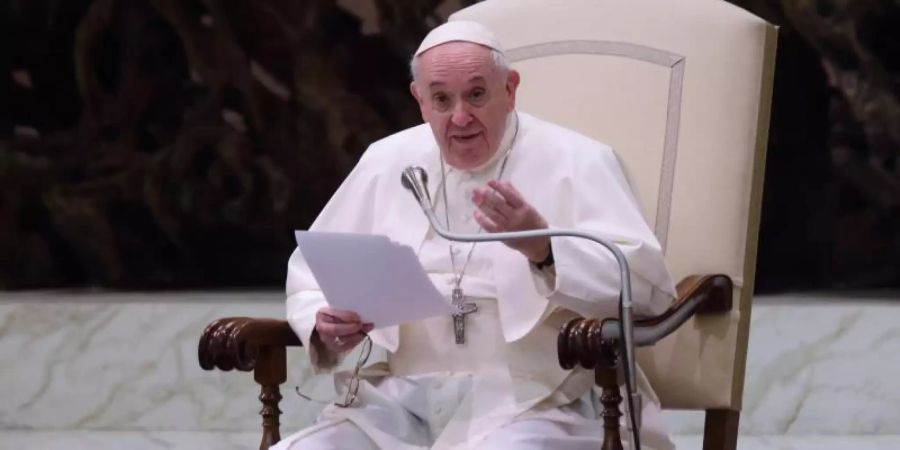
[401,166,427,185]
[400,169,414,192]
[401,166,431,204]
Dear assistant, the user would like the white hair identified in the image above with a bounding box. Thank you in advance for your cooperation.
[409,47,510,82]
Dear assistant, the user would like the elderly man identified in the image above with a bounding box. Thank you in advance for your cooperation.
[273,21,676,450]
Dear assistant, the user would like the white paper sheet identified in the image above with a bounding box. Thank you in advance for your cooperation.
[295,230,456,329]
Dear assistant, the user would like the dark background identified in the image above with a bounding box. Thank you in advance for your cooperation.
[2,0,898,293]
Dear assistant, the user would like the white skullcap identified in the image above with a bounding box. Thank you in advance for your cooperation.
[414,20,503,57]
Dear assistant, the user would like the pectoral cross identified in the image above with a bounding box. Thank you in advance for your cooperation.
[451,286,478,345]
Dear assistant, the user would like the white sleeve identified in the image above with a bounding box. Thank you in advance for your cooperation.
[538,146,675,319]
[284,148,384,371]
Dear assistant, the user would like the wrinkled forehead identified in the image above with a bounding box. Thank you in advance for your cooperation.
[417,42,499,86]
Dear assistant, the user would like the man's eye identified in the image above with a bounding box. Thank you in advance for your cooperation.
[469,89,486,104]
[432,94,451,112]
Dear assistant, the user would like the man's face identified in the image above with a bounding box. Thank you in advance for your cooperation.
[411,42,520,170]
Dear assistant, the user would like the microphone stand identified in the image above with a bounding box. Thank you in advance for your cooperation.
[402,166,642,450]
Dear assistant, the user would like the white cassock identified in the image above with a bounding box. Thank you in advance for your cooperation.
[272,112,677,450]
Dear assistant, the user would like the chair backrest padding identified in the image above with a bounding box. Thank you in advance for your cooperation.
[451,0,777,410]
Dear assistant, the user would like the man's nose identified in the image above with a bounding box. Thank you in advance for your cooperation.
[450,102,473,127]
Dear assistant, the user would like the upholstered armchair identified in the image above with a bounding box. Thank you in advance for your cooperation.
[198,1,777,449]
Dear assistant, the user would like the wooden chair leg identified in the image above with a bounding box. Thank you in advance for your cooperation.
[254,345,287,450]
[595,341,624,450]
[702,409,740,450]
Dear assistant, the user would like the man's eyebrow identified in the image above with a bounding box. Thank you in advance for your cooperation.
[428,76,488,89]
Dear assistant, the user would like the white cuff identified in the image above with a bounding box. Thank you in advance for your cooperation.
[286,291,345,373]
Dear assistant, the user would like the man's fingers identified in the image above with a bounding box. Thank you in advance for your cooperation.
[474,209,501,232]
[316,321,363,337]
[318,307,361,323]
[487,189,516,217]
[319,331,366,353]
[473,187,514,218]
[487,180,525,209]
[470,188,492,210]
[335,333,366,351]
[475,197,508,225]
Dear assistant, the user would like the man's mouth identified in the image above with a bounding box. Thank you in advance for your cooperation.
[451,132,481,142]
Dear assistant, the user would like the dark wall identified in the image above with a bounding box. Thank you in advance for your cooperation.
[2,0,898,292]
[2,0,461,288]
[734,0,900,291]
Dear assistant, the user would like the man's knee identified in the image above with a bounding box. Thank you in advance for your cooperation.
[478,418,602,450]
[270,420,378,450]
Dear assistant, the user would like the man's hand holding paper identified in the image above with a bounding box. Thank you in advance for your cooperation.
[295,231,457,341]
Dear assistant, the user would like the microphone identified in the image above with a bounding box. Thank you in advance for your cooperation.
[400,165,643,450]
[401,166,432,210]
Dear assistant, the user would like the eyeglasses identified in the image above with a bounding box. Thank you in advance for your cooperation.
[334,336,372,407]
[294,335,372,408]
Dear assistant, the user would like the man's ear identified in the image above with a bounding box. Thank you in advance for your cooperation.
[506,70,521,108]
[410,82,428,122]
[410,82,422,104]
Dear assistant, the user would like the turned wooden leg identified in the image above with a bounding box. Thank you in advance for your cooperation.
[596,341,623,450]
[703,409,740,450]
[254,345,287,450]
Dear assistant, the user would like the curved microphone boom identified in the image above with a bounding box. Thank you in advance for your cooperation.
[401,165,643,450]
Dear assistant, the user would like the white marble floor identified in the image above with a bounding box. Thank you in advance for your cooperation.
[2,431,899,449]
[2,291,898,449]
[0,430,259,450]
[672,434,900,450]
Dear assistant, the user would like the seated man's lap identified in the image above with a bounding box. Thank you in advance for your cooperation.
[478,407,604,450]
[478,397,672,450]
[270,419,379,450]
[479,417,673,450]
[271,382,430,450]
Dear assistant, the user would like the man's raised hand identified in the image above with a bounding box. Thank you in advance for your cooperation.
[471,180,551,263]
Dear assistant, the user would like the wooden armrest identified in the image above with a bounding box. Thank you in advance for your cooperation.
[635,273,733,327]
[558,273,733,370]
[676,273,733,313]
[198,317,301,372]
[198,317,302,450]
